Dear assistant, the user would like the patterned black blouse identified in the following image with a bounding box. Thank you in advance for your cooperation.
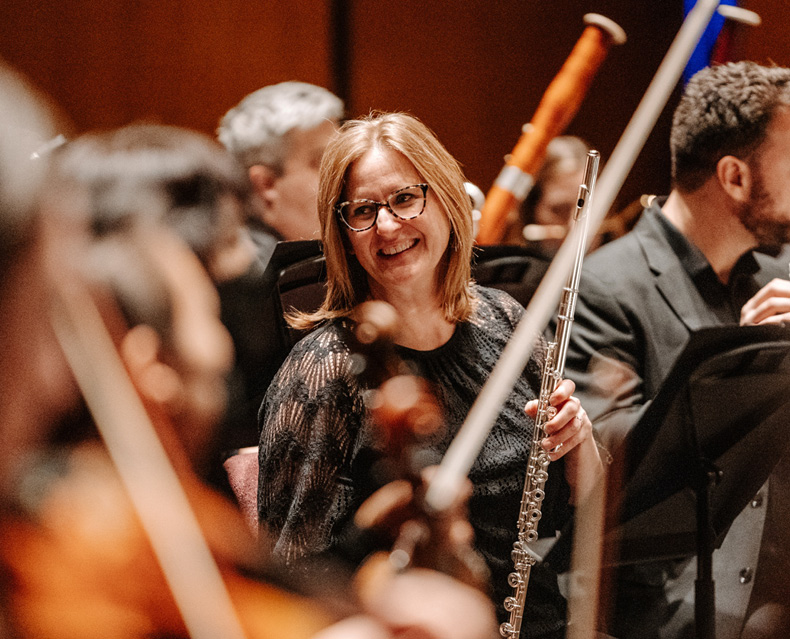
[258,285,573,638]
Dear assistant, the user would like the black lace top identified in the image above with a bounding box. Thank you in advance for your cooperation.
[258,285,573,638]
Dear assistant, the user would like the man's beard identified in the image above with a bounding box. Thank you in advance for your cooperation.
[737,170,790,248]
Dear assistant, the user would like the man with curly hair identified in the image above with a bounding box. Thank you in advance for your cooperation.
[563,61,790,638]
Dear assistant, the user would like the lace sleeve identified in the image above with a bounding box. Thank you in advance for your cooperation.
[256,324,365,563]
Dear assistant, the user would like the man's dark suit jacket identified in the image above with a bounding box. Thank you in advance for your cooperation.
[565,201,790,450]
[561,200,790,639]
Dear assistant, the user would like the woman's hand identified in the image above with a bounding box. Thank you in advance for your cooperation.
[524,378,590,460]
[524,378,603,503]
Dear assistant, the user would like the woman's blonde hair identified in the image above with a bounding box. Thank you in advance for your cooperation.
[289,112,474,330]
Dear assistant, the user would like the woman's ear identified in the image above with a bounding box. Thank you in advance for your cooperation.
[119,324,182,407]
[716,155,752,204]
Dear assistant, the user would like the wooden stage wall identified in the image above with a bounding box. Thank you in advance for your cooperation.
[1,0,785,212]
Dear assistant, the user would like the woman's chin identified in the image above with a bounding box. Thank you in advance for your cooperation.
[369,267,427,298]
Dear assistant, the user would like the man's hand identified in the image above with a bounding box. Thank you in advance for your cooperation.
[741,278,790,325]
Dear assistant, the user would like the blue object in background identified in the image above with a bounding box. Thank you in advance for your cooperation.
[683,0,738,84]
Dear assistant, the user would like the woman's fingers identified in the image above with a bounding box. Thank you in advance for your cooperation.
[549,378,576,404]
[524,378,591,460]
[542,409,590,460]
[523,378,576,418]
[542,394,581,435]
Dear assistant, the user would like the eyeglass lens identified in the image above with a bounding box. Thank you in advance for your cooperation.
[340,184,426,230]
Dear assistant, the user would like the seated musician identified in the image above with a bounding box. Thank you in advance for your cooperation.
[217,81,344,267]
[257,111,604,638]
[1,118,498,639]
[51,122,273,475]
[562,61,790,639]
[0,63,76,502]
[506,135,590,251]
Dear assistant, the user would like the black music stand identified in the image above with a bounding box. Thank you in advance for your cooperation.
[547,324,790,639]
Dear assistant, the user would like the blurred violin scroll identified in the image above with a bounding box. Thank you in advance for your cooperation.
[345,301,491,593]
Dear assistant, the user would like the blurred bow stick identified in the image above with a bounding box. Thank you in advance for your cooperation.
[51,277,248,639]
[426,0,760,513]
[475,13,626,245]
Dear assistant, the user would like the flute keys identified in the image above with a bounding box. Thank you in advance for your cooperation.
[507,570,524,587]
[504,596,521,612]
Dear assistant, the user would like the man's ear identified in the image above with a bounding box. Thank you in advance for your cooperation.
[119,324,181,407]
[248,165,279,209]
[716,155,752,204]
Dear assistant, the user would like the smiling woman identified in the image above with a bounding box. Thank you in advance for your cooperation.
[292,112,476,335]
[341,148,452,344]
[257,112,603,639]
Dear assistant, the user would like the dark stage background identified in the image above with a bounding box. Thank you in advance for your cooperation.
[1,1,786,213]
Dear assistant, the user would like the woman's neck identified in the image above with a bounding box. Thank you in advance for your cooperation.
[368,282,455,351]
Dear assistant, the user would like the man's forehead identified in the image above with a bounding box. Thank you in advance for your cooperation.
[285,120,338,154]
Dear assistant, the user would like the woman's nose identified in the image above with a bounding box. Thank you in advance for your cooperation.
[375,204,401,233]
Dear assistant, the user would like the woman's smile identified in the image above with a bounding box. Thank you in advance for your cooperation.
[379,238,419,257]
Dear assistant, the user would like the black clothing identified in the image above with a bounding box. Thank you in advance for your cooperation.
[562,200,790,639]
[259,285,573,638]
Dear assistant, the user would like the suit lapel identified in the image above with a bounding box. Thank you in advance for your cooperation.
[636,208,721,332]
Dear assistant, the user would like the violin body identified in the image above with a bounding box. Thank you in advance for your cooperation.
[0,444,337,639]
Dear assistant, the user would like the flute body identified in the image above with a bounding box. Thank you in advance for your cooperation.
[500,150,600,639]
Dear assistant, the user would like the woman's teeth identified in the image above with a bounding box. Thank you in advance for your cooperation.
[380,239,417,256]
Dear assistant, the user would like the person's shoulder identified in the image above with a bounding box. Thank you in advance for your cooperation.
[468,283,547,373]
[470,284,524,326]
[275,320,353,380]
[587,226,642,266]
[582,225,649,292]
[585,204,668,279]
[261,319,358,420]
[756,243,790,277]
[472,283,522,309]
[288,320,349,358]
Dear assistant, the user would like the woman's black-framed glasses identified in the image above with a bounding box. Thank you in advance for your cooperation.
[335,183,429,232]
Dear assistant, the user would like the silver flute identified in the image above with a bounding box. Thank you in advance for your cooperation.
[500,149,600,639]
